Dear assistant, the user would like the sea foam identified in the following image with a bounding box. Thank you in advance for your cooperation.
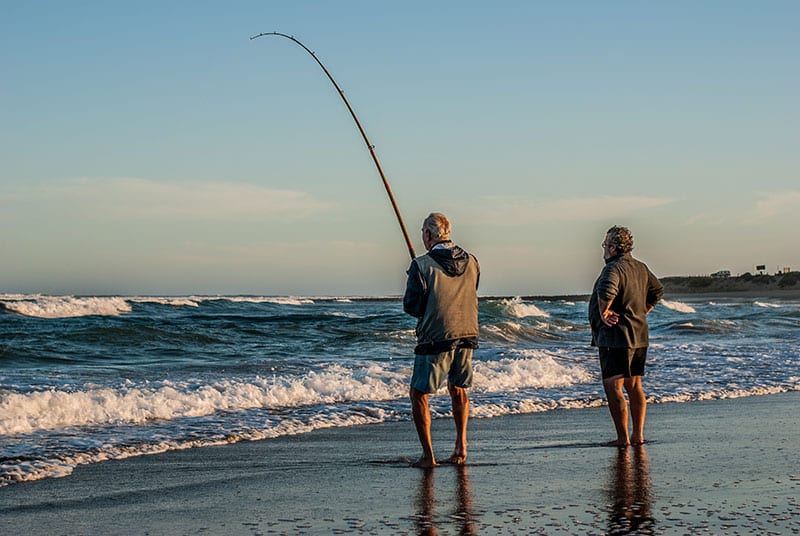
[660,300,696,313]
[0,365,408,435]
[0,353,594,435]
[129,297,200,307]
[0,296,132,318]
[473,350,593,392]
[501,297,551,318]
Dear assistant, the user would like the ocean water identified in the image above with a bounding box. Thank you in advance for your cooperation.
[1,294,798,486]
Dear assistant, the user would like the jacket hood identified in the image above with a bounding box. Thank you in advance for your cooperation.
[429,243,471,276]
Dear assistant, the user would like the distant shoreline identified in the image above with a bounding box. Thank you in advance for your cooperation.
[514,271,800,301]
[657,271,800,299]
[3,271,800,304]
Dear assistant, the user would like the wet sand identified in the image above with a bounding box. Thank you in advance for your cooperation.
[1,392,798,535]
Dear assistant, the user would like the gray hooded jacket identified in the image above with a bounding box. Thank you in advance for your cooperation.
[403,242,480,354]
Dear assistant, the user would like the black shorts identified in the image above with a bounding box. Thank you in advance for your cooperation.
[598,347,647,380]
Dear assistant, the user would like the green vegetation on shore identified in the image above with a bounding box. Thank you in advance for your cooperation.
[662,271,800,295]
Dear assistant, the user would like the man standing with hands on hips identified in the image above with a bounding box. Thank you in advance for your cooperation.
[404,212,480,468]
[589,226,663,447]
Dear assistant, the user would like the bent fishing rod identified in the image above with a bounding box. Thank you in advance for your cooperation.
[251,31,416,259]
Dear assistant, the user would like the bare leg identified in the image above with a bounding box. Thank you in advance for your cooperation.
[603,375,630,447]
[410,387,437,467]
[624,376,646,445]
[447,384,469,464]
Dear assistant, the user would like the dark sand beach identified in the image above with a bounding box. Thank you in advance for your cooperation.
[1,391,797,535]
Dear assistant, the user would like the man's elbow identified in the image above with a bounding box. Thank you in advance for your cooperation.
[403,298,423,317]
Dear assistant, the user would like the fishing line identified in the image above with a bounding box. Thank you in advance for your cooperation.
[251,32,416,259]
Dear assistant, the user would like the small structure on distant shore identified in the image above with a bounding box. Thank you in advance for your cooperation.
[710,270,731,278]
[662,270,800,295]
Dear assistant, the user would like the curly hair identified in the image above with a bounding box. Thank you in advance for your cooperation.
[423,212,451,241]
[606,226,634,254]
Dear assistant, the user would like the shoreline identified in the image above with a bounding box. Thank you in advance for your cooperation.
[2,391,797,534]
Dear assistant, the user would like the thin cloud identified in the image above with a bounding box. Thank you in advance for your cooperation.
[746,191,800,223]
[473,195,674,225]
[20,178,336,222]
[685,213,728,226]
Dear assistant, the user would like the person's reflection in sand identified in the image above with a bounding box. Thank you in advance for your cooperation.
[453,465,476,535]
[606,446,654,534]
[414,468,437,535]
[413,465,476,535]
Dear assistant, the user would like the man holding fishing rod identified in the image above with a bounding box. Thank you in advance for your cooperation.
[403,212,480,468]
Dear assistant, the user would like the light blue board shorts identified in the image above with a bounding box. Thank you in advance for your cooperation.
[411,347,474,393]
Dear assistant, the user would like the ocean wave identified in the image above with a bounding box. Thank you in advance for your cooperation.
[472,351,593,393]
[219,296,315,306]
[660,300,696,313]
[662,319,738,334]
[0,409,395,487]
[0,295,323,317]
[2,293,798,489]
[0,350,594,487]
[3,385,795,488]
[481,322,563,343]
[0,352,593,436]
[0,366,408,436]
[129,297,200,307]
[0,296,132,318]
[499,297,551,318]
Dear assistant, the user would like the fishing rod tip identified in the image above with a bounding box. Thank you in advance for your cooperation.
[250,31,278,40]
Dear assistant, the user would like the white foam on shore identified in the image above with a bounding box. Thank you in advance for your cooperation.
[0,366,407,435]
[2,383,797,487]
[473,350,593,393]
[656,385,792,403]
[0,350,593,486]
[0,352,592,436]
[660,300,696,313]
[0,410,394,487]
[471,396,605,418]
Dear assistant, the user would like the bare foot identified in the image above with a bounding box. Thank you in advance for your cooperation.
[444,453,467,465]
[630,438,646,446]
[604,439,630,448]
[411,456,438,469]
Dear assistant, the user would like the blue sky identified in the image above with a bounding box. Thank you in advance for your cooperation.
[2,1,798,296]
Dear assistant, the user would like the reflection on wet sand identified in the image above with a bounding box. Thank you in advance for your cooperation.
[413,465,476,535]
[414,469,437,535]
[606,446,654,534]
[453,465,476,535]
